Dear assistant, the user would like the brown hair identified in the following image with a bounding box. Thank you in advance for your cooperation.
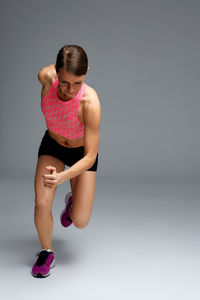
[56,45,88,76]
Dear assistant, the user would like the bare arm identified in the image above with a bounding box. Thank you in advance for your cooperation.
[37,64,57,99]
[60,89,101,182]
[38,64,57,84]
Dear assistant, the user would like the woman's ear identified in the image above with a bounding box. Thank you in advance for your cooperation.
[88,66,90,71]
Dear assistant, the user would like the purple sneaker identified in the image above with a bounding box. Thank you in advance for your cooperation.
[31,249,56,278]
[60,192,73,227]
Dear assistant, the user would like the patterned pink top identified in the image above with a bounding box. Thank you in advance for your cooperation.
[41,78,87,139]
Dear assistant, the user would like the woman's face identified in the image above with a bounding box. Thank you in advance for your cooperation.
[57,68,87,101]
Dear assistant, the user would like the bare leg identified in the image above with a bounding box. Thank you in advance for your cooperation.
[34,155,65,250]
[69,171,97,228]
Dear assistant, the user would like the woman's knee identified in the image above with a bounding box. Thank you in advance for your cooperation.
[73,221,89,229]
[34,197,53,214]
[72,215,90,229]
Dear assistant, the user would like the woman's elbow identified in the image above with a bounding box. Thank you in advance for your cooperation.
[85,154,97,168]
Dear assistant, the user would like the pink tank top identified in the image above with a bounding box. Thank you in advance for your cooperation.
[41,78,87,139]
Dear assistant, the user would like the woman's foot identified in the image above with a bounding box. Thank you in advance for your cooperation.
[31,249,56,278]
[60,192,73,227]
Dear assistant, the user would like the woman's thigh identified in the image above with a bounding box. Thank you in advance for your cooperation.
[70,171,97,227]
[34,155,65,209]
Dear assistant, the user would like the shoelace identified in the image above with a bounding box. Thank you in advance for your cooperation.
[35,249,53,266]
[35,249,52,257]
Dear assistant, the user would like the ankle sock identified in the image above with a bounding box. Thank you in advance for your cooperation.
[41,248,53,252]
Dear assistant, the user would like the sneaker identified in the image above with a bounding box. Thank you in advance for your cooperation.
[31,249,56,278]
[60,192,73,227]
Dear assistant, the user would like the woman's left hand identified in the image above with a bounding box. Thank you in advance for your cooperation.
[42,166,63,187]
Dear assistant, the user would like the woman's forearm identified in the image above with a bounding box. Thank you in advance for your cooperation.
[60,155,95,182]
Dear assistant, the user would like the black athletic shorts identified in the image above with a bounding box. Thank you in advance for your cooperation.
[38,129,98,171]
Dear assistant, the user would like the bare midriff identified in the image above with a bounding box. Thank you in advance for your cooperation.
[48,129,84,148]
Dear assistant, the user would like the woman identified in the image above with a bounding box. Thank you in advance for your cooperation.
[31,45,101,278]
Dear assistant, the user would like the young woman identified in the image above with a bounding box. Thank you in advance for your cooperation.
[31,45,101,278]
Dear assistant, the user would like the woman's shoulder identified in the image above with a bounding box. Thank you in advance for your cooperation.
[82,84,101,113]
[38,64,57,86]
[84,84,100,103]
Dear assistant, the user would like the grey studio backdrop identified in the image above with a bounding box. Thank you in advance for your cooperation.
[0,0,200,178]
[1,1,200,300]
[1,0,199,181]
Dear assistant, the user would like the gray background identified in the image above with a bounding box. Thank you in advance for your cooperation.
[0,0,200,299]
[1,0,199,180]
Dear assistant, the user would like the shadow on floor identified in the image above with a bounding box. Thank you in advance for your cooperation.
[0,236,79,267]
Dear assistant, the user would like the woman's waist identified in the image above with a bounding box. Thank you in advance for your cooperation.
[48,129,84,148]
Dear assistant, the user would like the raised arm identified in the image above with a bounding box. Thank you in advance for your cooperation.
[37,64,57,99]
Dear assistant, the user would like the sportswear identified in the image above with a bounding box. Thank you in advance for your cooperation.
[41,78,87,139]
[60,192,73,227]
[38,129,99,171]
[31,249,56,278]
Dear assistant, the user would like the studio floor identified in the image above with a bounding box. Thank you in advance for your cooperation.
[0,175,200,300]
